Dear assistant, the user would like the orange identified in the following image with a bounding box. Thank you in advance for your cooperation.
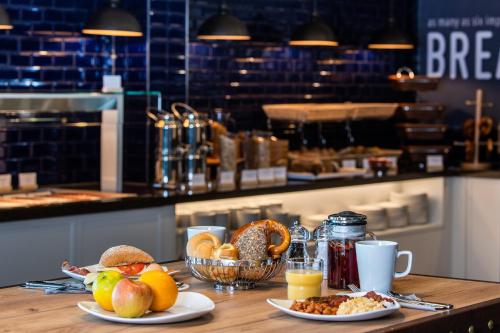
[139,271,178,311]
[92,271,124,311]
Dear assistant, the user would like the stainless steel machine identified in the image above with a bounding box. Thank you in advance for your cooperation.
[151,102,211,193]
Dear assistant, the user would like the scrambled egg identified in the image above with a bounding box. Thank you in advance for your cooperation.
[337,297,385,315]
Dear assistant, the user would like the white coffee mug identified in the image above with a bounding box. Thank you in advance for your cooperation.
[187,226,226,243]
[355,240,412,293]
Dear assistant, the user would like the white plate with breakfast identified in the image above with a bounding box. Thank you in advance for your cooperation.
[267,291,400,321]
[61,245,179,283]
[78,291,215,324]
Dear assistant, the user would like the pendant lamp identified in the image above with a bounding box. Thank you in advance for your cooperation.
[368,0,413,50]
[289,0,338,47]
[0,5,13,30]
[82,0,142,37]
[197,2,250,41]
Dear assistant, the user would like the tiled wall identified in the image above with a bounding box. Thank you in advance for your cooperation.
[0,0,416,185]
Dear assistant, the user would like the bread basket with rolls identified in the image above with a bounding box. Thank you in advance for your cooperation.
[185,219,291,290]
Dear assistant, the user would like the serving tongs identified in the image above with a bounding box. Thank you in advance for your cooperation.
[21,280,90,294]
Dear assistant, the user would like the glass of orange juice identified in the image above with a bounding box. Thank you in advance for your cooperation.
[286,258,323,300]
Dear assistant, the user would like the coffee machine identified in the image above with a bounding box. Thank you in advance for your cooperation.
[150,103,211,193]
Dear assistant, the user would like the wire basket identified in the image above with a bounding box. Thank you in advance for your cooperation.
[185,256,285,290]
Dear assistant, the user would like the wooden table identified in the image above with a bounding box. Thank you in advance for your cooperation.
[1,261,500,332]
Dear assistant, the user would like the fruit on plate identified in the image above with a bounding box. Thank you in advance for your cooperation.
[139,271,178,312]
[111,279,153,318]
[92,271,124,311]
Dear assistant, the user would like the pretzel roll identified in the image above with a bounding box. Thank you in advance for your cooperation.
[230,219,291,259]
[186,232,222,259]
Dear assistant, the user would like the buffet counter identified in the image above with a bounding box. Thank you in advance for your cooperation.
[1,171,500,287]
[0,172,459,223]
[1,261,500,332]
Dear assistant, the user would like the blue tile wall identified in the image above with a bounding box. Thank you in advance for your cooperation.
[0,0,416,185]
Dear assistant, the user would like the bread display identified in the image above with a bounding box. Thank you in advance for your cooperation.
[210,243,239,282]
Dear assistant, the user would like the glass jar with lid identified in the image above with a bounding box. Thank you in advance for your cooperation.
[327,211,376,289]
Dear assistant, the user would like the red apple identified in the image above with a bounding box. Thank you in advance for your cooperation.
[111,278,153,318]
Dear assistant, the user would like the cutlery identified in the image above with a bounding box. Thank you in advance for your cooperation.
[347,284,453,311]
[22,281,90,294]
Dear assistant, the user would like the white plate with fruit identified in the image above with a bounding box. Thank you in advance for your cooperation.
[80,253,213,324]
[78,291,215,324]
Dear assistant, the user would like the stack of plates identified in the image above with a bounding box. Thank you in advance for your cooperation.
[390,192,428,225]
[377,202,409,228]
[302,214,325,232]
[349,204,388,231]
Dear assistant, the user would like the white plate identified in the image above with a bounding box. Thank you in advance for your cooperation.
[62,264,179,281]
[78,291,214,324]
[267,292,400,322]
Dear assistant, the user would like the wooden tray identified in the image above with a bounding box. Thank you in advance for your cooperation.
[262,103,399,123]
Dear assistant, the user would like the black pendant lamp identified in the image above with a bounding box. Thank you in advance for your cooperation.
[0,5,13,30]
[197,2,250,41]
[289,0,338,47]
[82,0,142,37]
[368,0,413,50]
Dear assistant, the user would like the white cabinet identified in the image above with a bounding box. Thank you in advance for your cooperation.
[464,178,500,282]
[0,205,177,287]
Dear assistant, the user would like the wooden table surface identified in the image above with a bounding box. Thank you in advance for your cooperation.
[1,261,500,333]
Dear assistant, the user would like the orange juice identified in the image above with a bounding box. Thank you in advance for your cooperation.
[285,269,323,300]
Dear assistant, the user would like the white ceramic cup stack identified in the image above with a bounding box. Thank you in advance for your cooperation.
[377,202,409,228]
[176,208,192,228]
[191,210,215,226]
[390,192,428,225]
[235,206,261,228]
[213,209,230,228]
[349,204,388,231]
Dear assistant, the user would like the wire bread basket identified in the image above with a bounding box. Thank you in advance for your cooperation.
[185,256,285,290]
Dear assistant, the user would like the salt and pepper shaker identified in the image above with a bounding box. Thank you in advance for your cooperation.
[285,220,311,259]
[313,220,329,279]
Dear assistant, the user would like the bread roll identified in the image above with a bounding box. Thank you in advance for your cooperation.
[186,232,222,258]
[212,243,238,260]
[99,245,154,267]
[210,243,238,282]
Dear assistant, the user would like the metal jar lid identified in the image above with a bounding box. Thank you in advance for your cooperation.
[327,211,367,226]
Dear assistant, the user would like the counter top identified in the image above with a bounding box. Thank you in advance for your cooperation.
[1,261,500,332]
[1,170,499,223]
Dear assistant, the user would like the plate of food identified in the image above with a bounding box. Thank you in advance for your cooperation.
[62,245,180,284]
[78,291,214,324]
[267,291,400,321]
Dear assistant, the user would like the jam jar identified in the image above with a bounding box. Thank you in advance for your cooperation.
[327,211,376,289]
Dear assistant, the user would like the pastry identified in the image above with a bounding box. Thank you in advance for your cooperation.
[230,219,291,260]
[210,243,239,282]
[186,232,222,258]
[212,243,239,260]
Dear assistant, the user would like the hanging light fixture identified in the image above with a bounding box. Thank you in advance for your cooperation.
[368,0,414,50]
[197,1,250,41]
[289,0,338,47]
[0,5,13,30]
[82,0,142,37]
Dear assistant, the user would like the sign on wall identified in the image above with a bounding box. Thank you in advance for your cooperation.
[418,0,500,121]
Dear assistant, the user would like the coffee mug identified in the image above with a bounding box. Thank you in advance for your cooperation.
[187,226,226,243]
[355,240,412,293]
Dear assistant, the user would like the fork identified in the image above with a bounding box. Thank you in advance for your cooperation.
[347,284,452,311]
